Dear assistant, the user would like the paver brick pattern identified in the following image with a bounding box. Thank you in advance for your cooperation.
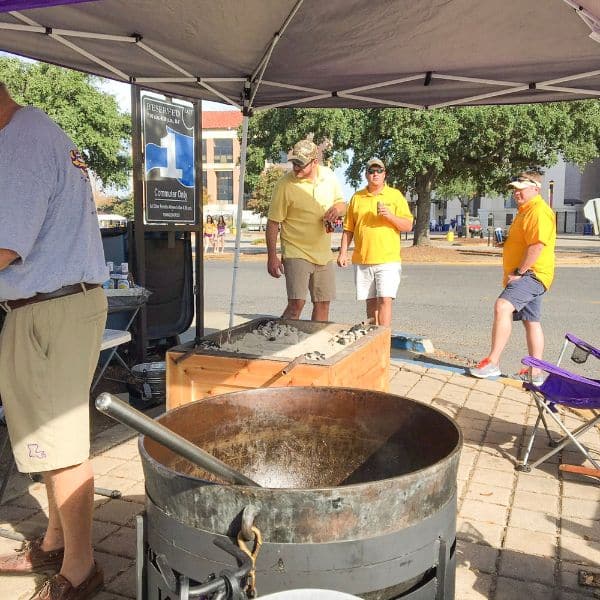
[1,360,599,599]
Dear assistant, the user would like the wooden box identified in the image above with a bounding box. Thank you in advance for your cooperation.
[166,318,390,409]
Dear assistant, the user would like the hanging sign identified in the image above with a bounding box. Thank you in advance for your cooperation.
[142,96,196,223]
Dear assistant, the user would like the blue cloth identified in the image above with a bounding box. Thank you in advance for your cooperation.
[0,107,108,301]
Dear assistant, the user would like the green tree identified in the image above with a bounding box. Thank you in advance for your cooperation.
[247,102,600,245]
[99,194,134,220]
[0,57,131,188]
[246,165,286,219]
[244,108,355,192]
[435,177,480,234]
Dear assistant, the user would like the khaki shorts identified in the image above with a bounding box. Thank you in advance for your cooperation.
[0,287,107,472]
[283,258,336,302]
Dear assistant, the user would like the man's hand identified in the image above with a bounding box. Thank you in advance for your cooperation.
[268,255,284,278]
[323,201,346,222]
[378,204,393,219]
[337,251,349,268]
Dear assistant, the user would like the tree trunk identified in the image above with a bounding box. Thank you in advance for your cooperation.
[413,172,436,246]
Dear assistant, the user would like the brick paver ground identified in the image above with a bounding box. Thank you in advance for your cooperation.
[1,359,599,599]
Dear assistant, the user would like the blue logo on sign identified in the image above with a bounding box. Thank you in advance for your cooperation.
[145,127,194,188]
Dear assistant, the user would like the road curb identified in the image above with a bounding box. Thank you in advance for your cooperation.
[391,332,435,354]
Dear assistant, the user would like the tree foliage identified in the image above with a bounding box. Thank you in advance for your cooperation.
[0,57,131,188]
[99,194,134,220]
[246,102,600,245]
[246,165,286,219]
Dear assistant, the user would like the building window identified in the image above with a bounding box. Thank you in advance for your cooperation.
[214,139,233,163]
[202,170,207,189]
[201,139,207,162]
[216,171,233,203]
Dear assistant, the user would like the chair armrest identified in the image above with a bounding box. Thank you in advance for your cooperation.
[522,356,600,388]
[565,333,600,360]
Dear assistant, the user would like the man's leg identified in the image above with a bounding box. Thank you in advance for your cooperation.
[372,263,400,327]
[311,301,330,322]
[282,299,305,319]
[376,297,393,327]
[310,261,335,323]
[283,259,311,319]
[44,461,95,586]
[366,298,378,323]
[523,320,544,378]
[487,297,515,365]
[42,485,64,552]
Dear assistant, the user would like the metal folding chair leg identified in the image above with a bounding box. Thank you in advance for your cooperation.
[518,399,600,471]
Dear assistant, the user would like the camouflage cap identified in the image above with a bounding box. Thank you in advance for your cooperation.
[366,158,385,170]
[289,139,318,167]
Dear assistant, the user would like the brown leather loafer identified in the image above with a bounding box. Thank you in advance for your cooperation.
[31,562,103,600]
[0,537,63,574]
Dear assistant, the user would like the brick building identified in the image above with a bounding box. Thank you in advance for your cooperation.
[201,111,243,205]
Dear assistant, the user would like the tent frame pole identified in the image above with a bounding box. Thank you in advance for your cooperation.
[228,112,250,329]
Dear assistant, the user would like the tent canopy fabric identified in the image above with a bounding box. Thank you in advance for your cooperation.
[1,0,600,111]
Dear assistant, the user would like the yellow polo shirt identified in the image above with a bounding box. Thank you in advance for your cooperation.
[344,185,413,265]
[268,165,343,265]
[503,195,556,289]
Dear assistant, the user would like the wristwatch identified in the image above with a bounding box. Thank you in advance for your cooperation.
[513,268,526,276]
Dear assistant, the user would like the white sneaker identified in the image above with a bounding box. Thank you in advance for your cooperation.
[515,369,546,386]
[469,358,501,379]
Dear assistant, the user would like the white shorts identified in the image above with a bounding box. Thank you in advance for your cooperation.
[355,262,402,300]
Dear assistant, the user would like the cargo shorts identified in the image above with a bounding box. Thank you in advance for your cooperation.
[282,258,336,303]
[0,286,107,472]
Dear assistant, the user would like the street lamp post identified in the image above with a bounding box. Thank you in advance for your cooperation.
[548,179,555,209]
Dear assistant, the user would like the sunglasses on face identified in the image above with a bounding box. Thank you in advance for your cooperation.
[367,168,385,174]
[292,160,313,169]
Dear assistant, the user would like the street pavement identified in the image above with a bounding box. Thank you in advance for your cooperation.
[201,251,600,380]
[1,314,600,599]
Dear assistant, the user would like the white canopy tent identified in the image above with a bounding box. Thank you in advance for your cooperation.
[2,0,600,325]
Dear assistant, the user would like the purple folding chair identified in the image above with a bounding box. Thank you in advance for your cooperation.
[517,335,600,473]
[556,332,600,367]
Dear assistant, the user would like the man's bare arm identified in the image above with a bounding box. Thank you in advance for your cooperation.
[0,248,19,271]
[324,201,347,222]
[518,242,544,273]
[507,242,545,283]
[378,207,413,232]
[266,219,284,278]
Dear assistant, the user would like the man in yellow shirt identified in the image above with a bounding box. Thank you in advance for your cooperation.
[470,171,556,383]
[267,139,346,321]
[337,158,413,326]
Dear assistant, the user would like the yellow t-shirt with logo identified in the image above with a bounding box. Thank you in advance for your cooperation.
[268,165,343,265]
[344,185,413,265]
[503,195,556,289]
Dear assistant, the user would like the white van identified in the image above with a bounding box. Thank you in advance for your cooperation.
[98,213,127,228]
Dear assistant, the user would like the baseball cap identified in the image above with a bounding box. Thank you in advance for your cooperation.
[366,158,385,170]
[289,139,318,167]
[508,172,542,190]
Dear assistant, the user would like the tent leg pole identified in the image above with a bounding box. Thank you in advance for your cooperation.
[229,114,250,329]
